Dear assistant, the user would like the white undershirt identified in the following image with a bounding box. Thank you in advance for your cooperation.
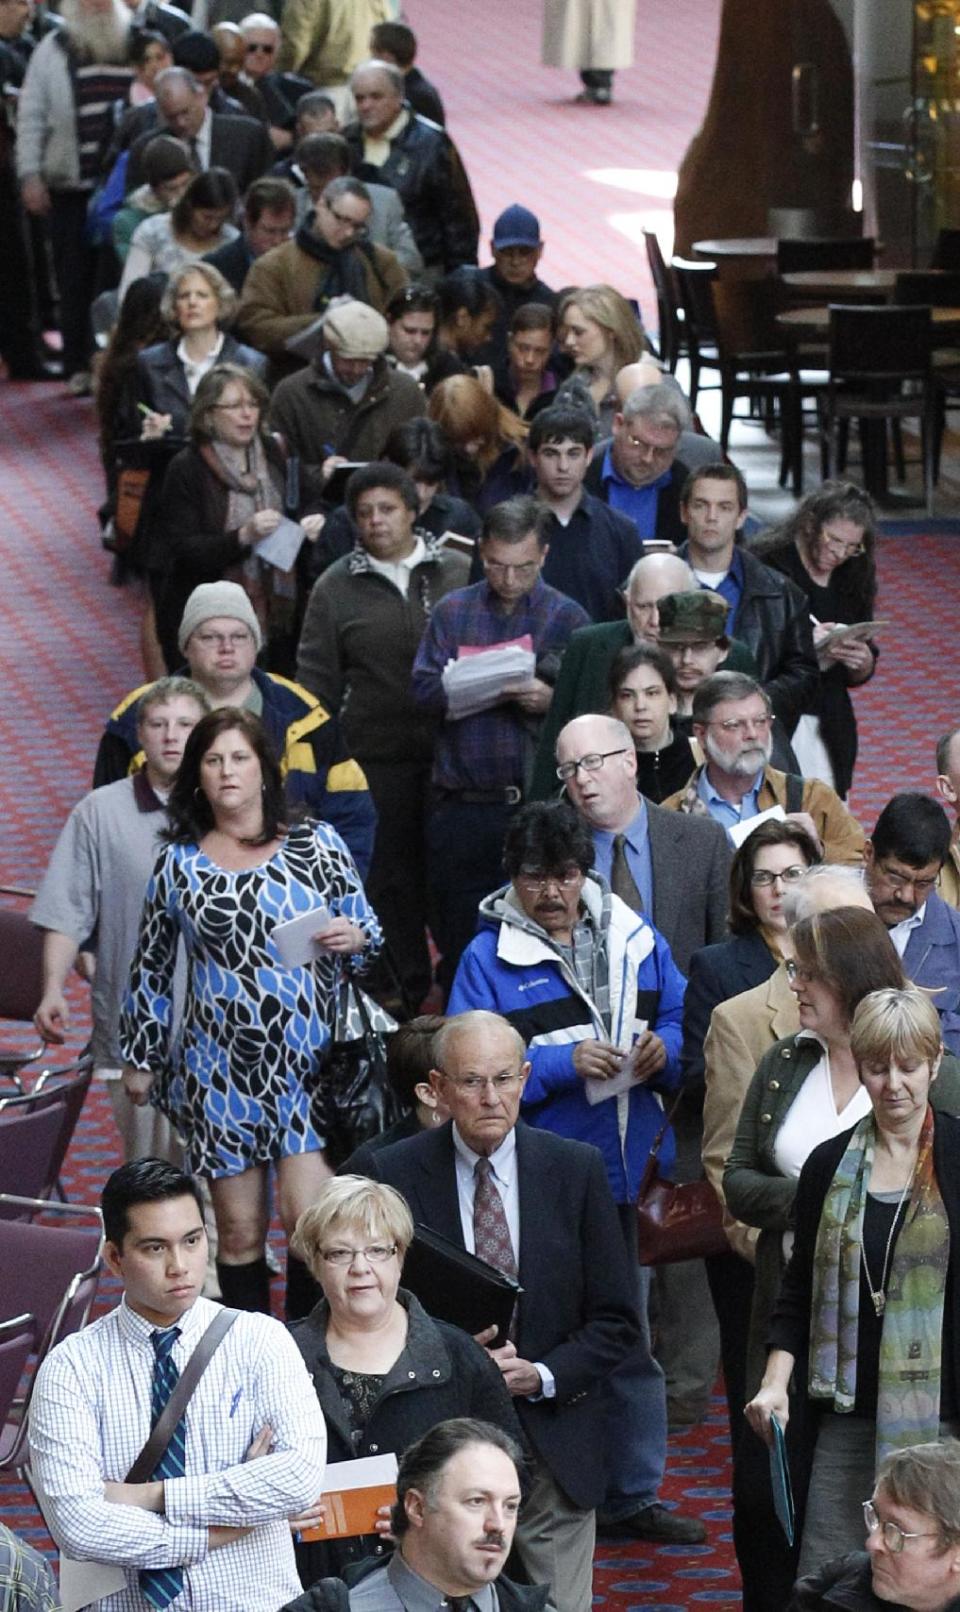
[693,567,728,588]
[363,535,426,596]
[773,1042,871,1182]
[887,903,927,958]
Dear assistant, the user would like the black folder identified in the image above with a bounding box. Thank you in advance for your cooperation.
[401,1223,522,1348]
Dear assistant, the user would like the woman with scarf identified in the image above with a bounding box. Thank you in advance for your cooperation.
[746,986,960,1578]
[153,363,326,672]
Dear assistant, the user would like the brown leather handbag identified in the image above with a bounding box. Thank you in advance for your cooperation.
[636,1090,728,1265]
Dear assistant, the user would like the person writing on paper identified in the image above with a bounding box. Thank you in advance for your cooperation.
[282,1419,547,1612]
[153,363,327,675]
[120,707,382,1321]
[29,1158,327,1612]
[448,804,706,1549]
[745,987,960,1577]
[788,1438,960,1612]
[755,482,878,798]
[286,1177,526,1590]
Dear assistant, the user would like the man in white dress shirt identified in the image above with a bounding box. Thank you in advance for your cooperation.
[29,1158,327,1612]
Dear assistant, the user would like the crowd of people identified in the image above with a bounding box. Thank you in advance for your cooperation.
[4,4,960,1612]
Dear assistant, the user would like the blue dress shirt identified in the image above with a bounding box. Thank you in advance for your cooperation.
[697,765,763,836]
[693,545,745,635]
[600,445,671,536]
[590,799,654,913]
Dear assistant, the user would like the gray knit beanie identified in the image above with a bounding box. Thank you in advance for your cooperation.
[178,582,263,654]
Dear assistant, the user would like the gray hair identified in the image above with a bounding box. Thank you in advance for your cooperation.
[781,863,868,927]
[691,671,769,725]
[239,11,277,32]
[877,1439,960,1549]
[138,676,211,723]
[155,65,203,98]
[481,495,548,548]
[433,1011,526,1075]
[351,57,405,96]
[323,175,370,208]
[623,552,696,595]
[621,380,691,435]
[937,723,960,776]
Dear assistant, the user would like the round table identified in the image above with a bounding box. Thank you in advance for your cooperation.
[776,303,960,337]
[692,237,777,259]
[781,269,899,299]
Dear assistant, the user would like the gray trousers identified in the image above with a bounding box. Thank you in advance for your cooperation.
[514,1453,595,1612]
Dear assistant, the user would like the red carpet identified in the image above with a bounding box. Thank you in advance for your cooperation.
[1,0,959,1598]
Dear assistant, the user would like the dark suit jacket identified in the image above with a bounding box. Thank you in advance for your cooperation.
[126,112,273,194]
[680,929,777,1094]
[365,1120,640,1509]
[644,798,732,974]
[903,889,960,1054]
[203,233,254,295]
[584,445,688,545]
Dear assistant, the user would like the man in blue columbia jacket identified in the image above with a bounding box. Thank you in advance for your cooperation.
[448,799,705,1546]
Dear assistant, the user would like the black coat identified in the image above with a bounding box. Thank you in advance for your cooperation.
[203,233,255,295]
[342,113,479,273]
[680,929,777,1094]
[788,1550,960,1611]
[364,1119,641,1509]
[126,110,274,193]
[704,541,819,734]
[584,446,688,546]
[760,539,876,796]
[403,65,445,126]
[288,1290,527,1586]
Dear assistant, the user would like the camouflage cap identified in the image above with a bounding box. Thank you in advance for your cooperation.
[657,589,730,644]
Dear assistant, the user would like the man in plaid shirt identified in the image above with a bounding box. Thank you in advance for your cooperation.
[411,495,588,994]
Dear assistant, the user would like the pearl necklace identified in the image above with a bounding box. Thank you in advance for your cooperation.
[860,1168,915,1318]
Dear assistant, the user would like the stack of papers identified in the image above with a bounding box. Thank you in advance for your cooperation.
[442,643,536,719]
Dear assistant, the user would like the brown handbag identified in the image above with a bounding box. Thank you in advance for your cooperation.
[113,465,150,551]
[635,1089,728,1266]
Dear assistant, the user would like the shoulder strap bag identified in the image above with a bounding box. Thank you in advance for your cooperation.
[635,1091,728,1265]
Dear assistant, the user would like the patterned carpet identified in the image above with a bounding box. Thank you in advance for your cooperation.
[1,0,958,1600]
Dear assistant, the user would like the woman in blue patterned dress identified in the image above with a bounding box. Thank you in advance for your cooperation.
[120,707,382,1317]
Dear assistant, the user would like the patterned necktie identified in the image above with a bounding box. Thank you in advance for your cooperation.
[610,832,643,911]
[473,1157,517,1280]
[139,1327,186,1611]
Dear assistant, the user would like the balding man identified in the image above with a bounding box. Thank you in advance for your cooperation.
[529,551,757,798]
[124,64,272,192]
[583,381,691,543]
[343,59,479,275]
[364,1008,641,1612]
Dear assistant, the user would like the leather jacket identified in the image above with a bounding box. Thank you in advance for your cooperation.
[342,110,479,271]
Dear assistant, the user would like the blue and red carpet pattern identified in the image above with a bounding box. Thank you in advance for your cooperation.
[1,0,959,1597]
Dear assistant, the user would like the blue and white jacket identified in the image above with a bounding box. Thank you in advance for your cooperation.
[448,877,687,1203]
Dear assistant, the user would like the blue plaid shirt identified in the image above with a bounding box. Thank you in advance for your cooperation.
[411,577,589,790]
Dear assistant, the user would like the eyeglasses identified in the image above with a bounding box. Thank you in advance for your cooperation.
[515,867,583,892]
[442,1074,524,1095]
[323,202,368,236]
[556,748,629,781]
[874,862,940,897]
[862,1499,939,1554]
[320,1243,397,1266]
[821,528,866,559]
[245,40,275,52]
[622,431,677,459]
[707,713,774,736]
[194,631,253,648]
[482,559,541,578]
[750,864,808,888]
[784,960,817,986]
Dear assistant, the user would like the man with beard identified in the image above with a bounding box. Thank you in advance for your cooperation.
[661,670,865,864]
[17,0,133,390]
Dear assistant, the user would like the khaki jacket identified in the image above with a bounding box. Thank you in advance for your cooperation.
[277,0,390,87]
[702,965,798,1262]
[661,763,866,867]
[941,833,960,910]
[237,236,407,365]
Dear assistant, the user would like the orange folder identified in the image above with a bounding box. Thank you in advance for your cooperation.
[300,1454,399,1541]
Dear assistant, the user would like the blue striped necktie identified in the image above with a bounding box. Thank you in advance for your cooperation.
[139,1326,185,1610]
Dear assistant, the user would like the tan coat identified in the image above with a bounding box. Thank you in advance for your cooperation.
[701,965,798,1263]
[941,833,960,911]
[661,763,866,868]
[541,0,634,70]
[237,237,408,367]
[277,0,390,87]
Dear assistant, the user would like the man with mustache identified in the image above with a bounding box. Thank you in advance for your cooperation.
[282,1420,547,1612]
[661,670,865,865]
[863,792,960,1054]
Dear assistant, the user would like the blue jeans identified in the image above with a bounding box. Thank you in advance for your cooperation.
[601,1204,667,1519]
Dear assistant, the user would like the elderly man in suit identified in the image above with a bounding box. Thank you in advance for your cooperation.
[125,65,273,192]
[363,1009,641,1612]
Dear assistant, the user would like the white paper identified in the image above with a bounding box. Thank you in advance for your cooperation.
[442,646,536,719]
[324,1453,399,1492]
[272,905,334,966]
[255,517,305,572]
[727,804,786,848]
[584,1027,649,1105]
[59,1555,127,1612]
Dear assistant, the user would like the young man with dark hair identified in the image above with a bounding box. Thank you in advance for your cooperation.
[528,402,646,622]
[29,1158,326,1612]
[864,792,960,1052]
[368,19,445,126]
[204,174,297,293]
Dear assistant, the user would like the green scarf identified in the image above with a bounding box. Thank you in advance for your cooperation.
[808,1104,949,1462]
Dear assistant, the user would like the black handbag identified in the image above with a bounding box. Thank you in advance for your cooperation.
[321,969,402,1167]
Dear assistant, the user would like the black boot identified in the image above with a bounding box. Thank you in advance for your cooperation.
[284,1252,322,1321]
[216,1257,271,1314]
